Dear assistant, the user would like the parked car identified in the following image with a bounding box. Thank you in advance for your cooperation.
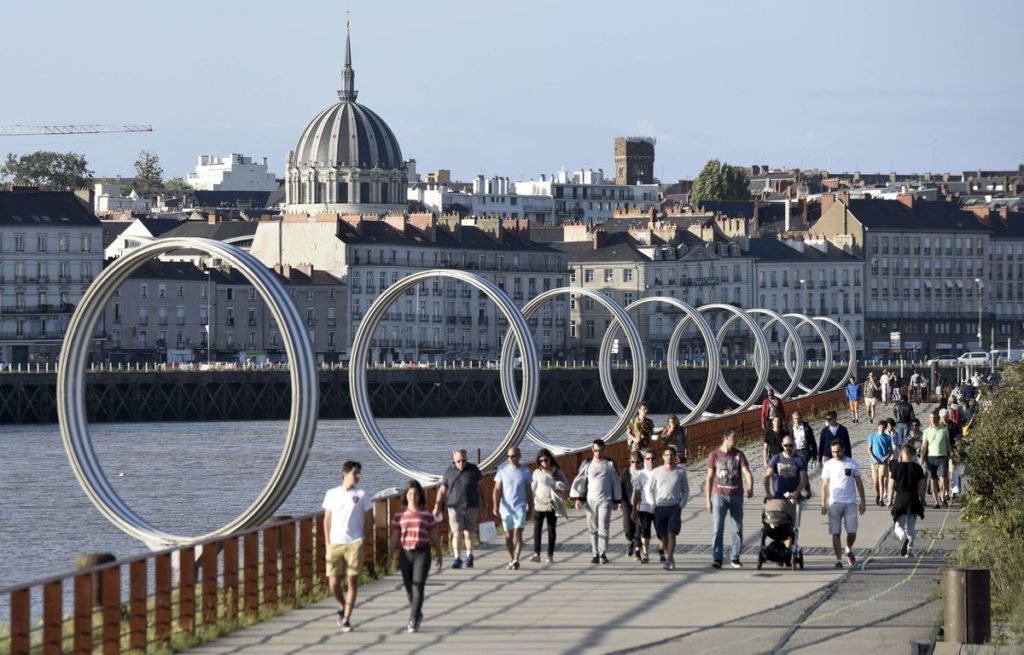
[925,355,959,366]
[958,351,991,366]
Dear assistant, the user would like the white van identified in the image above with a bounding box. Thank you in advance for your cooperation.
[958,351,991,366]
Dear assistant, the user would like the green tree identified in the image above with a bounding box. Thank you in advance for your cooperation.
[689,158,751,206]
[164,176,192,192]
[134,150,163,191]
[1,151,93,190]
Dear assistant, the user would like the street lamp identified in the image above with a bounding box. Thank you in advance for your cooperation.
[205,269,212,367]
[798,278,806,313]
[974,278,983,350]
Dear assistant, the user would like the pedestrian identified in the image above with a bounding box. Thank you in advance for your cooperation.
[763,414,789,468]
[530,448,568,563]
[631,448,658,563]
[433,448,485,569]
[650,446,690,571]
[909,370,922,404]
[892,393,915,449]
[626,401,655,452]
[845,376,863,423]
[760,387,786,431]
[790,410,817,500]
[389,479,443,633]
[620,451,640,558]
[889,370,901,402]
[887,445,927,557]
[570,439,622,564]
[867,420,893,506]
[908,418,924,454]
[864,372,879,421]
[659,414,688,463]
[920,412,951,509]
[820,440,867,569]
[492,446,533,570]
[706,428,754,569]
[817,411,852,468]
[880,368,891,406]
[322,460,374,633]
[763,435,808,550]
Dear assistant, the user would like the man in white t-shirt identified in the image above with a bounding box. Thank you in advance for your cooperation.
[820,441,867,569]
[322,460,374,632]
[631,447,659,563]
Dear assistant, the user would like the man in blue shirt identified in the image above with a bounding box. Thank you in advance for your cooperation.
[845,376,863,423]
[492,446,533,570]
[763,436,807,550]
[867,420,894,506]
[817,411,852,468]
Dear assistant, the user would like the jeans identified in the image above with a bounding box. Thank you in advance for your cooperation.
[533,510,557,557]
[894,423,910,448]
[893,513,918,547]
[711,493,744,563]
[398,547,431,623]
[621,501,636,545]
[585,499,613,556]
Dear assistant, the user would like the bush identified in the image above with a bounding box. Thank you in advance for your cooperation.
[956,363,1024,640]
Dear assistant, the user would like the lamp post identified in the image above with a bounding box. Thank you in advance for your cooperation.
[205,269,212,367]
[798,278,806,313]
[974,278,983,350]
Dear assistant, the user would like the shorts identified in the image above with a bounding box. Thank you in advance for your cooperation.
[849,400,860,408]
[864,397,877,407]
[654,505,682,536]
[926,456,949,480]
[326,540,363,578]
[447,506,479,535]
[636,510,655,539]
[827,502,858,535]
[870,462,887,482]
[501,509,527,531]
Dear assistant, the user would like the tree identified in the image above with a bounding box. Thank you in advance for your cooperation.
[1,151,93,190]
[163,177,192,192]
[133,150,163,191]
[688,158,751,206]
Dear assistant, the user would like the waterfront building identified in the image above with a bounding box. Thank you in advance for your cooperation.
[514,168,659,225]
[187,154,278,192]
[0,191,103,365]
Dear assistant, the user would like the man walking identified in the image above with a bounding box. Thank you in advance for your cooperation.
[626,401,655,452]
[760,387,786,431]
[888,445,927,557]
[433,448,485,569]
[920,412,951,508]
[821,441,867,568]
[892,393,915,449]
[492,447,533,570]
[706,428,754,569]
[322,461,374,632]
[631,448,658,563]
[864,372,879,421]
[867,420,893,506]
[817,411,852,468]
[649,446,690,571]
[790,410,817,500]
[763,435,808,550]
[845,375,863,423]
[571,439,622,564]
[909,370,922,404]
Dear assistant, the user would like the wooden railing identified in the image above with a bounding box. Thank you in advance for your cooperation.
[2,388,847,654]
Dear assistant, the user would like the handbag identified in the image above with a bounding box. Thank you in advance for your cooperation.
[478,520,498,543]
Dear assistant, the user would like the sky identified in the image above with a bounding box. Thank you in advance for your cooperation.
[3,0,1022,183]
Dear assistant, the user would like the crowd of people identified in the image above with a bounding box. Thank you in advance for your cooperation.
[318,372,987,633]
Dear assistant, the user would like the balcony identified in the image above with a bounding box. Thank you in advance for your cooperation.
[137,316,149,325]
[327,318,336,327]
[248,319,257,326]
[58,275,71,283]
[157,317,168,326]
[0,303,74,315]
[226,318,235,327]
[177,318,187,326]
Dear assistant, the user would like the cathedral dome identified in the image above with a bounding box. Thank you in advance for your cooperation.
[294,101,403,170]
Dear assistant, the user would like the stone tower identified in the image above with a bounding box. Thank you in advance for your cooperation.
[614,136,656,185]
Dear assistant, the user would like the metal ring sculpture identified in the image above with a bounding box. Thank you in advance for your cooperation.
[700,304,772,415]
[57,239,318,549]
[598,297,720,427]
[498,288,646,453]
[350,270,540,482]
[717,308,805,401]
[783,313,834,396]
[814,316,857,390]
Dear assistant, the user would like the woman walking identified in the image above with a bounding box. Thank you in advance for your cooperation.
[659,414,689,464]
[389,480,443,633]
[531,448,569,562]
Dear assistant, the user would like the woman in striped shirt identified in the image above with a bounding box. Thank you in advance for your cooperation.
[389,479,443,633]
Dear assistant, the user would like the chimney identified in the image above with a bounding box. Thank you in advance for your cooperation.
[408,212,436,241]
[838,191,851,206]
[593,229,608,250]
[383,214,407,233]
[784,198,792,232]
[752,201,760,235]
[208,213,218,224]
[998,206,1010,224]
[896,193,914,209]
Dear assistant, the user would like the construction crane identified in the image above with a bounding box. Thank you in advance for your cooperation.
[0,124,152,136]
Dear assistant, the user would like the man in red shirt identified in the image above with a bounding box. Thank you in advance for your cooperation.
[760,387,786,431]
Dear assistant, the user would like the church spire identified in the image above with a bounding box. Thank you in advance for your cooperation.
[339,17,357,102]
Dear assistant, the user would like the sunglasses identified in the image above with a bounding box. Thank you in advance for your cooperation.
[782,444,794,449]
[453,459,465,464]
[644,456,654,460]
[507,454,519,459]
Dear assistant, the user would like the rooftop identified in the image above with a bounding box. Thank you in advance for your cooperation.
[0,191,100,227]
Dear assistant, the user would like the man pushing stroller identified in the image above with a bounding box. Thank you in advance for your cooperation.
[763,435,808,553]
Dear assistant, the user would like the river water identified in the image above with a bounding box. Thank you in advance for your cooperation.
[0,416,617,590]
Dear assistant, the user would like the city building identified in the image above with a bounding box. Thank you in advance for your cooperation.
[973,206,1024,350]
[0,191,103,365]
[104,217,184,259]
[93,183,152,216]
[614,137,655,185]
[187,154,278,192]
[409,175,554,223]
[514,168,659,225]
[284,25,408,215]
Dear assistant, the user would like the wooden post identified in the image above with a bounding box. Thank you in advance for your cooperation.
[73,574,93,654]
[298,517,314,596]
[223,537,239,620]
[202,544,218,625]
[263,525,279,610]
[179,547,196,635]
[10,588,30,655]
[154,553,172,648]
[101,566,121,655]
[243,532,259,616]
[129,560,148,652]
[43,580,62,654]
[281,522,296,604]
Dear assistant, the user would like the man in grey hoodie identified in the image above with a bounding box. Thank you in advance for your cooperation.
[649,446,690,570]
[570,439,622,564]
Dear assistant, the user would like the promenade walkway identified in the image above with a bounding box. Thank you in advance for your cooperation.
[189,404,961,655]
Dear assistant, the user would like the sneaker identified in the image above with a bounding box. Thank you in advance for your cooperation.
[590,555,600,564]
[336,609,345,627]
[730,559,743,569]
[900,537,910,557]
[834,561,844,569]
[407,620,417,633]
[663,560,671,571]
[600,554,610,564]
[634,551,642,562]
[668,559,677,570]
[451,556,463,569]
[506,561,514,570]
[659,550,666,563]
[465,553,474,568]
[340,618,353,633]
[875,496,881,506]
[641,553,649,564]
[846,550,856,567]
[529,553,541,563]
[942,499,949,509]
[712,561,722,569]
[627,543,634,557]
[545,555,553,563]
[905,548,914,558]
[512,560,520,570]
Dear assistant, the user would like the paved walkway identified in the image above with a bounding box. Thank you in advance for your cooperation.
[190,403,961,655]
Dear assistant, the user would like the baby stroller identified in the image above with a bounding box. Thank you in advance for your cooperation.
[756,497,804,570]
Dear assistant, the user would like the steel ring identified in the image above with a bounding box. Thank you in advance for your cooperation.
[350,270,539,481]
[699,304,771,415]
[717,309,805,402]
[813,316,857,390]
[499,287,645,452]
[783,313,833,396]
[598,297,719,427]
[57,238,318,549]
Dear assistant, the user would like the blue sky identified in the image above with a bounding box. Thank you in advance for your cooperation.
[3,0,1022,182]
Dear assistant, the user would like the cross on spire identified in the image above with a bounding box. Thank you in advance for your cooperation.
[339,16,357,102]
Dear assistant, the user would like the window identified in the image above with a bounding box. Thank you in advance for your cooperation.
[15,235,24,252]
[59,235,69,252]
[226,288,234,301]
[584,270,595,283]
[82,235,92,252]
[37,235,47,252]
[158,284,166,299]
[603,269,613,283]
[140,284,148,298]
